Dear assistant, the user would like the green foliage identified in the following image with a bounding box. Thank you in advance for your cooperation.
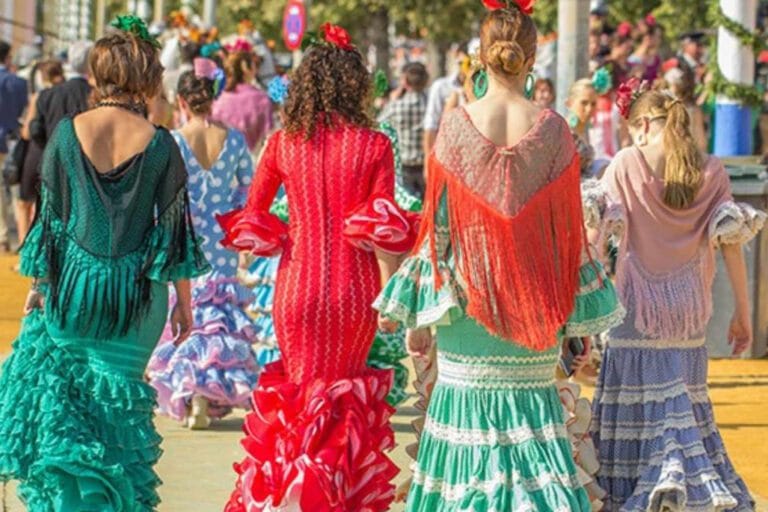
[651,0,712,44]
[530,0,557,36]
[607,1,661,24]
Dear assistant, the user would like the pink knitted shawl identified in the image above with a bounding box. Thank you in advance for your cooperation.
[602,146,731,339]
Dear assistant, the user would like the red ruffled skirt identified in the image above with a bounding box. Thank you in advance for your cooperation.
[225,361,398,512]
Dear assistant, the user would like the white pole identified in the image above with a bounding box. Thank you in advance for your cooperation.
[713,0,757,155]
[555,0,590,115]
[202,0,216,27]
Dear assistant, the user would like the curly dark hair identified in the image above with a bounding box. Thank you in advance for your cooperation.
[283,44,373,139]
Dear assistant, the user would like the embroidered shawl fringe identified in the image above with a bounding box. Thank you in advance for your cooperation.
[417,153,584,350]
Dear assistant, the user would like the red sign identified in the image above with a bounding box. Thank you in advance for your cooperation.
[282,0,306,51]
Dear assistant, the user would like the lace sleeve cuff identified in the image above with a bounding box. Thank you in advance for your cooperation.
[710,201,767,248]
[343,194,418,255]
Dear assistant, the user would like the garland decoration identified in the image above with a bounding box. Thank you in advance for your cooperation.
[706,4,766,107]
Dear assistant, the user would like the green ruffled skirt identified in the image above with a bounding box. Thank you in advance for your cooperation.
[406,316,592,512]
[0,283,168,512]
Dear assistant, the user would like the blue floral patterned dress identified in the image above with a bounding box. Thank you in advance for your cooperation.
[148,128,261,420]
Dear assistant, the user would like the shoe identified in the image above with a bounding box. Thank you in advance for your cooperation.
[0,241,10,254]
[187,395,211,430]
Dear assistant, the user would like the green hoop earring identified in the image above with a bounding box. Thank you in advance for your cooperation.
[524,72,536,100]
[473,69,489,99]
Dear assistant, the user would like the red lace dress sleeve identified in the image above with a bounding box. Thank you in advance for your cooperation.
[342,139,418,254]
[217,133,288,256]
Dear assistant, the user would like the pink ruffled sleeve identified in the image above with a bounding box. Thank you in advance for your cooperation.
[217,133,288,256]
[343,136,418,254]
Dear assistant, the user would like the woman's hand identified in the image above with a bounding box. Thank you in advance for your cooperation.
[23,289,44,315]
[569,337,592,375]
[170,302,193,345]
[728,309,752,357]
[406,328,433,358]
[377,313,399,333]
[238,251,252,271]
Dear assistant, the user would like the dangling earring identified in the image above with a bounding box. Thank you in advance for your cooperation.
[524,71,536,100]
[567,111,580,129]
[473,69,489,99]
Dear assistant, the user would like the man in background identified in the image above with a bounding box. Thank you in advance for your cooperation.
[423,42,470,157]
[379,62,430,199]
[30,40,92,147]
[0,40,29,253]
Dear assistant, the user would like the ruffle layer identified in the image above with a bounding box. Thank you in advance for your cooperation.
[367,326,410,407]
[148,273,259,420]
[565,261,626,337]
[593,346,754,512]
[709,200,767,248]
[374,248,466,329]
[407,380,592,512]
[343,193,419,254]
[225,362,398,512]
[0,311,162,511]
[217,208,289,256]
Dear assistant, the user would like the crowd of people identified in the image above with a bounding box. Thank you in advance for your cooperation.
[0,1,765,511]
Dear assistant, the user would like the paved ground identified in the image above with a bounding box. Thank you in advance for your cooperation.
[1,253,767,511]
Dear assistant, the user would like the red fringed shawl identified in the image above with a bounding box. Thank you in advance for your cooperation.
[419,109,584,350]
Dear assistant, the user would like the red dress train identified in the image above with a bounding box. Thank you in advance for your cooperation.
[218,122,416,511]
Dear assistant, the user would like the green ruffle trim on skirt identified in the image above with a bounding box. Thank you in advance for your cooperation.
[564,261,625,338]
[374,252,466,329]
[367,326,410,407]
[406,374,592,511]
[0,311,163,511]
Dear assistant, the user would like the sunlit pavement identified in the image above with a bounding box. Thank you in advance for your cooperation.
[1,254,766,511]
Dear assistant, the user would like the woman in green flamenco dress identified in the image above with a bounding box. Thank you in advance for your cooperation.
[375,4,625,511]
[0,20,209,511]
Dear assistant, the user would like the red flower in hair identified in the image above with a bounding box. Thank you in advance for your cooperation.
[481,0,534,14]
[320,23,354,50]
[617,21,633,38]
[645,14,656,27]
[482,0,507,9]
[616,77,647,119]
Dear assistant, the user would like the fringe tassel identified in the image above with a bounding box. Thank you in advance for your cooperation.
[618,252,714,340]
[417,153,585,350]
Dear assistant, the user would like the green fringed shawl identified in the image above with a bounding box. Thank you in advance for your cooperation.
[20,118,210,338]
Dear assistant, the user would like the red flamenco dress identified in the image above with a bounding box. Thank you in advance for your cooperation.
[218,121,417,511]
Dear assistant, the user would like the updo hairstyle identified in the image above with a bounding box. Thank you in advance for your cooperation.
[177,71,215,115]
[89,30,163,103]
[479,6,537,79]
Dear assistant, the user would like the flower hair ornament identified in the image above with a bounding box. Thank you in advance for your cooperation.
[591,66,613,96]
[193,57,226,99]
[267,75,290,105]
[225,38,254,54]
[110,15,162,49]
[481,0,535,15]
[302,23,355,51]
[615,77,650,119]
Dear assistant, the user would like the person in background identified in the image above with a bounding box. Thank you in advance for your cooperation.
[533,77,555,109]
[163,41,199,104]
[0,40,28,254]
[15,60,64,247]
[630,16,662,83]
[212,45,273,154]
[379,62,429,199]
[30,40,93,148]
[422,42,469,156]
[677,31,707,85]
[566,79,598,177]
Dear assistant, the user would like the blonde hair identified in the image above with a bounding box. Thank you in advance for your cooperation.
[480,7,537,78]
[567,78,596,102]
[629,90,703,209]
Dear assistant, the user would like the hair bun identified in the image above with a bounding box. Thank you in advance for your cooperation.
[486,40,526,76]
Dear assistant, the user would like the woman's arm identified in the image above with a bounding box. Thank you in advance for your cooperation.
[170,279,193,344]
[20,93,38,141]
[722,243,752,356]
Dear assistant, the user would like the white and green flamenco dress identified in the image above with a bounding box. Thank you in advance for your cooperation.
[375,195,624,511]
